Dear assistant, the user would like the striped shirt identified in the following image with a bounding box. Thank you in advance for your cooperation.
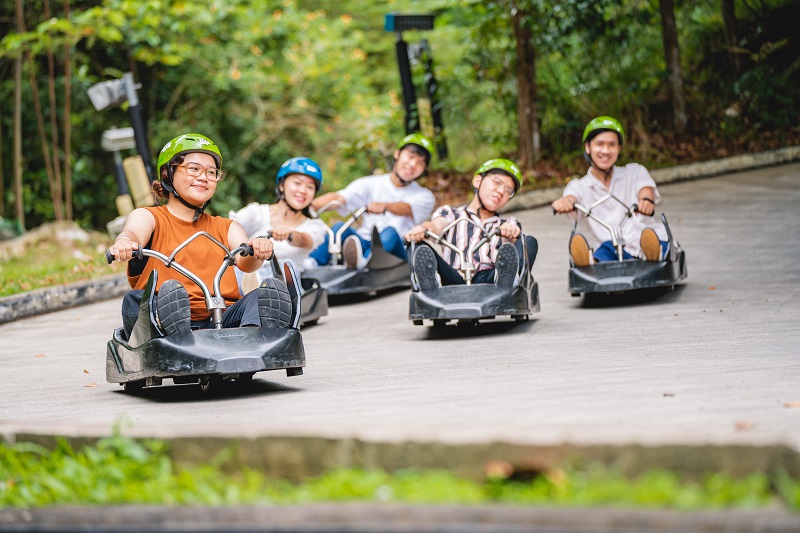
[432,205,518,273]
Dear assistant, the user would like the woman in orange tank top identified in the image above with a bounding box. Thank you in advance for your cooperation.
[108,133,292,337]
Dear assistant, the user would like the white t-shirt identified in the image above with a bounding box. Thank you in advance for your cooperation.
[563,163,667,257]
[229,203,328,277]
[338,173,435,240]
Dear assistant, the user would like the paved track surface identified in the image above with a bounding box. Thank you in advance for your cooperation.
[3,504,799,533]
[2,163,799,451]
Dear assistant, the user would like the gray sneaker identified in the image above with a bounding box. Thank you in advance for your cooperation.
[156,280,191,336]
[494,243,519,289]
[257,277,293,328]
[413,245,439,293]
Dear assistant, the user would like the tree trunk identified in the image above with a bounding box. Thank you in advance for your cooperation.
[0,91,4,217]
[27,58,64,221]
[17,0,63,222]
[659,0,688,134]
[721,0,741,79]
[512,8,540,170]
[14,0,25,228]
[63,0,73,220]
[45,0,66,220]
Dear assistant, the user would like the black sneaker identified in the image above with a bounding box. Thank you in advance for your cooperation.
[257,278,293,328]
[413,245,439,292]
[494,243,518,289]
[156,280,191,336]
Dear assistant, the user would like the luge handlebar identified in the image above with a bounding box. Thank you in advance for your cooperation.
[105,232,259,328]
[106,247,144,264]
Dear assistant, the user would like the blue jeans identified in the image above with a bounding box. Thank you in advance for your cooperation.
[594,240,669,262]
[309,222,406,265]
[122,286,264,337]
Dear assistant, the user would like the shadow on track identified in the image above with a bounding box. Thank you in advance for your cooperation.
[578,284,687,308]
[111,378,301,403]
[327,286,408,307]
[421,318,537,340]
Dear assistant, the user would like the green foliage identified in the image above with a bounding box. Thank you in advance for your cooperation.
[1,435,797,509]
[0,0,798,229]
[0,228,123,297]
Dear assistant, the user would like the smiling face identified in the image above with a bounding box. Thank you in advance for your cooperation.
[171,152,218,206]
[473,171,516,212]
[392,146,428,183]
[280,173,317,210]
[585,130,621,173]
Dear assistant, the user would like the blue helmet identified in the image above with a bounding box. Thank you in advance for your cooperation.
[276,157,323,195]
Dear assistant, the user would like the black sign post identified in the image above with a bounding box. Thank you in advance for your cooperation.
[385,13,447,160]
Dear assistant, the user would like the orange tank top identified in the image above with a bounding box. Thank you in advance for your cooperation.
[128,206,240,321]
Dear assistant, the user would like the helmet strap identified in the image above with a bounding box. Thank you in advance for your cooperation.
[164,166,211,222]
[279,196,303,215]
[391,159,425,187]
[275,182,312,218]
[391,168,411,188]
[473,176,498,218]
[275,181,304,216]
[584,151,615,181]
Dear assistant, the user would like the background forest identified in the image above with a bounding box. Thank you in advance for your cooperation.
[1,0,799,232]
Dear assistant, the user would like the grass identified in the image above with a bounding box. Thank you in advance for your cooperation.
[0,231,125,298]
[1,435,798,510]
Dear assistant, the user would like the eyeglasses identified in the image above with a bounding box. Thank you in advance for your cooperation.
[487,175,516,198]
[176,163,224,181]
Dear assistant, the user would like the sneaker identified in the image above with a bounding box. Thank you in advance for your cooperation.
[413,245,439,292]
[257,277,293,328]
[569,233,592,267]
[156,280,191,336]
[494,243,519,289]
[343,236,365,269]
[641,228,661,261]
[302,257,319,270]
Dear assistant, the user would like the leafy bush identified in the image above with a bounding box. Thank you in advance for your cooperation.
[1,435,797,509]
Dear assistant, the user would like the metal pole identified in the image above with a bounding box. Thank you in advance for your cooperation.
[123,72,156,183]
[420,39,447,160]
[112,151,129,195]
[395,34,419,134]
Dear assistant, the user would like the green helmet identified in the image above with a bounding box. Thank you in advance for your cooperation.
[475,158,523,196]
[582,116,625,146]
[157,133,223,177]
[397,133,434,163]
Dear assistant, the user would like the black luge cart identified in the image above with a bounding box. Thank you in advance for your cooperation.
[105,232,305,392]
[566,194,687,296]
[302,203,411,296]
[408,218,540,327]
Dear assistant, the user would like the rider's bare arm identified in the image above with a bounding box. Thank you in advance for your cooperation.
[312,192,345,211]
[637,186,656,216]
[109,208,156,262]
[366,201,413,217]
[551,195,578,214]
[271,227,314,249]
[229,221,271,272]
[404,217,447,243]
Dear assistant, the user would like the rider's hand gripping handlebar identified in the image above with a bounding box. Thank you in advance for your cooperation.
[106,247,144,264]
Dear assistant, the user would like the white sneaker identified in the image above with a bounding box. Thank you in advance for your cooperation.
[343,236,365,269]
[302,257,319,270]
